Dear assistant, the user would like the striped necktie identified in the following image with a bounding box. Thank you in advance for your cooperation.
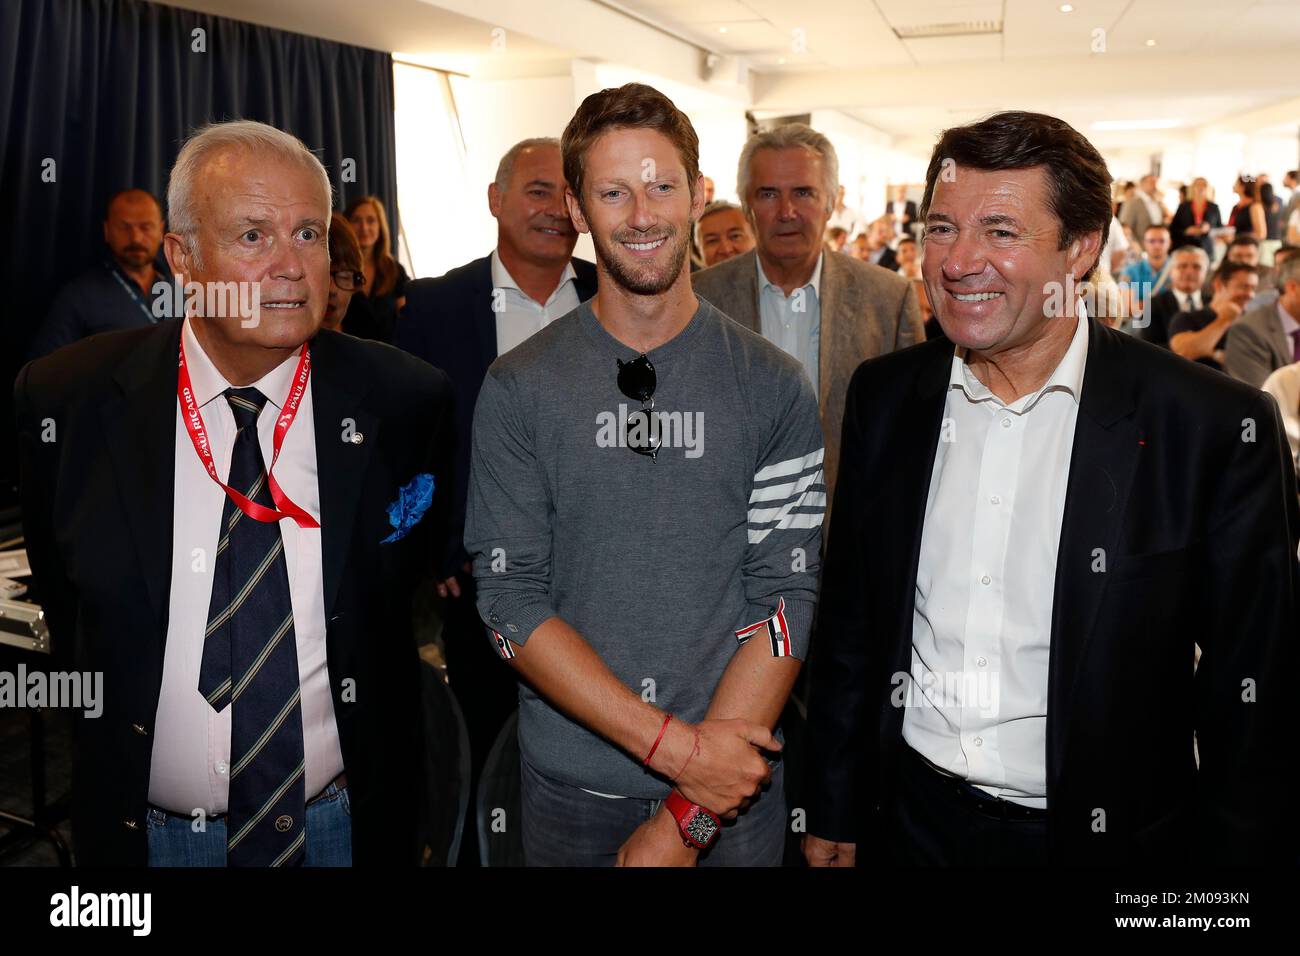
[198,387,307,867]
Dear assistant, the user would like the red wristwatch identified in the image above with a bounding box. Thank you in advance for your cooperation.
[665,790,721,850]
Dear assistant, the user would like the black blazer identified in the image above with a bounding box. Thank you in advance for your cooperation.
[394,254,597,574]
[14,320,454,866]
[1169,200,1221,257]
[804,319,1299,865]
[1138,287,1189,349]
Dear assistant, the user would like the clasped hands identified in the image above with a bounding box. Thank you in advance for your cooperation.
[616,716,779,867]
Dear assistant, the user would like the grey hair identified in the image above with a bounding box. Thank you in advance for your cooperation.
[1172,245,1210,270]
[736,123,839,219]
[1277,253,1300,288]
[167,120,333,266]
[694,199,743,245]
[494,137,561,190]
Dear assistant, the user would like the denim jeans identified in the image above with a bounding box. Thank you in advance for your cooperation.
[520,757,786,866]
[146,782,353,867]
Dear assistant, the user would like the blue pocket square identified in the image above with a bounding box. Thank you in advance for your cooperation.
[381,473,435,544]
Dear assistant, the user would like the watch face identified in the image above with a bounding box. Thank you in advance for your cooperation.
[684,810,718,845]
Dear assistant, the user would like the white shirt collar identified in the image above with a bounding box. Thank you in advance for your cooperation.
[182,316,303,412]
[756,250,823,299]
[950,305,1090,414]
[490,248,576,305]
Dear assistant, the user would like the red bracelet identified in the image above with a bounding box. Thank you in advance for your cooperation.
[643,713,673,766]
[672,728,701,782]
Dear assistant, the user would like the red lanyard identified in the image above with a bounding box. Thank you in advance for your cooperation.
[1191,200,1204,225]
[177,335,320,529]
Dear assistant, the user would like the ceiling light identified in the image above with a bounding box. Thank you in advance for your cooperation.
[719,26,728,34]
[1059,3,1073,11]
[1145,39,1156,46]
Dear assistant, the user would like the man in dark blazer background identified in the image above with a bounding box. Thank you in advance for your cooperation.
[16,121,452,866]
[803,111,1298,867]
[1137,244,1211,348]
[394,137,596,854]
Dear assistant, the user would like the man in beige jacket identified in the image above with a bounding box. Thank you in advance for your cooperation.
[694,124,923,501]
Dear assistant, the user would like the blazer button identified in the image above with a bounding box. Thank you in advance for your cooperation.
[131,723,148,736]
[123,819,139,830]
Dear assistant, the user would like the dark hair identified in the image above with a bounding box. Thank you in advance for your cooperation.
[920,111,1112,278]
[1214,261,1257,287]
[561,83,699,211]
[1236,175,1258,201]
[1143,223,1171,237]
[104,188,162,220]
[898,234,917,246]
[328,212,363,274]
[1229,234,1260,249]
[1260,182,1276,208]
[1274,244,1300,265]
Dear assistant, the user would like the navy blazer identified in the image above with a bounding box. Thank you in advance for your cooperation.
[394,254,598,574]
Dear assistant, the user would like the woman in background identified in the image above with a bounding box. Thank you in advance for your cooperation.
[1226,176,1267,241]
[1170,176,1221,257]
[344,194,409,342]
[324,212,365,332]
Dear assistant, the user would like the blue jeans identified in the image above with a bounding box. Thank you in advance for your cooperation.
[520,757,786,866]
[146,782,353,866]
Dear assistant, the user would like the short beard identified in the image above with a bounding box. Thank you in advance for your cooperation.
[592,223,689,296]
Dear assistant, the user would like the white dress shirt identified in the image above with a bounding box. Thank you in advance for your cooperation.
[491,249,579,357]
[887,200,910,236]
[1173,288,1203,311]
[903,311,1090,808]
[757,252,823,397]
[149,317,344,815]
[1262,361,1300,469]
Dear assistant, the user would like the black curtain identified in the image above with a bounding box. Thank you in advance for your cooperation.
[0,0,399,499]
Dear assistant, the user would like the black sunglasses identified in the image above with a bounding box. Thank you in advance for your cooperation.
[616,353,660,462]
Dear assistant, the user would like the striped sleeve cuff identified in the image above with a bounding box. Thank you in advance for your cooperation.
[734,596,814,661]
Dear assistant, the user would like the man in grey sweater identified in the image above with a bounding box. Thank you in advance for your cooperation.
[465,83,825,866]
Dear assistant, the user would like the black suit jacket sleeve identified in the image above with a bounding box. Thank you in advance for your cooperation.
[1194,389,1299,863]
[804,364,878,843]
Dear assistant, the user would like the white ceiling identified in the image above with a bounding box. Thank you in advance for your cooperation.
[159,0,1300,148]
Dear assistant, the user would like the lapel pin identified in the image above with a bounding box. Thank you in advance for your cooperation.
[350,432,365,445]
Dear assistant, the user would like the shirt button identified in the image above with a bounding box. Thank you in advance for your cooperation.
[989,495,1001,505]
[973,736,983,747]
[1001,418,1012,428]
[980,574,991,586]
[976,656,987,667]
[216,761,228,775]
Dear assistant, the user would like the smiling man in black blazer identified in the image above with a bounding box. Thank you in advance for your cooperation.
[15,120,452,867]
[394,137,596,817]
[803,111,1299,868]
